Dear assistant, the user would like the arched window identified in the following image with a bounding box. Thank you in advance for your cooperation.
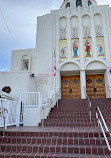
[76,0,82,7]
[22,55,30,71]
[88,0,92,6]
[66,2,70,8]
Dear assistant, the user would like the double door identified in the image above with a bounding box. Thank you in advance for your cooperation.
[61,76,81,99]
[86,74,106,98]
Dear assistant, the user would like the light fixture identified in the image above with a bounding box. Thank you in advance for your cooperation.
[30,73,35,78]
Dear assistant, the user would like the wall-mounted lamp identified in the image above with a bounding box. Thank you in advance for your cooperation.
[30,73,35,78]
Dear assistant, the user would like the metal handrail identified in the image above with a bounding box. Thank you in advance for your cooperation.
[41,89,61,127]
[84,87,92,123]
[0,91,14,100]
[96,106,111,152]
[42,89,61,109]
[0,99,8,137]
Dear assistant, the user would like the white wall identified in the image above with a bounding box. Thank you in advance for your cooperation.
[23,107,41,126]
[36,14,54,98]
[10,49,36,73]
[0,72,36,100]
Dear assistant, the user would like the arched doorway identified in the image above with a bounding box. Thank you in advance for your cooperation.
[85,61,106,98]
[60,62,81,99]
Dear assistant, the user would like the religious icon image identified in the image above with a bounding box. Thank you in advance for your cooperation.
[97,44,104,56]
[73,40,78,57]
[59,40,67,60]
[61,47,66,58]
[71,39,79,59]
[85,39,91,57]
[84,38,92,58]
[96,37,105,57]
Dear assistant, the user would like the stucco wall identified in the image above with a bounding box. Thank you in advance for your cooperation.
[10,49,36,73]
[0,72,36,100]
[36,14,54,98]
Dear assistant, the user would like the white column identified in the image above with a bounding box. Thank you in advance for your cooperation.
[67,8,71,60]
[102,9,110,64]
[55,14,62,93]
[105,9,111,60]
[80,70,86,99]
[54,14,58,92]
[104,68,111,98]
[108,9,111,60]
[57,70,61,91]
[90,7,97,59]
[78,7,84,66]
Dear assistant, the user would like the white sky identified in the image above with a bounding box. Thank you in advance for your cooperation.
[0,0,111,71]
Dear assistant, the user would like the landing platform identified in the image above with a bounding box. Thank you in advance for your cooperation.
[6,126,99,133]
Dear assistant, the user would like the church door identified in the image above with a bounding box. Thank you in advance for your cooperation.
[61,76,81,99]
[86,74,106,98]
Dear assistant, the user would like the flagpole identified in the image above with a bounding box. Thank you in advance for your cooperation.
[53,49,57,95]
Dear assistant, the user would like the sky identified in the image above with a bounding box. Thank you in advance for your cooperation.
[0,0,111,71]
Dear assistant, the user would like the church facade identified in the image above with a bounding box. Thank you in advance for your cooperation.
[0,0,111,100]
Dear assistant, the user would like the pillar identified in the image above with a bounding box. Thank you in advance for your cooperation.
[80,70,86,99]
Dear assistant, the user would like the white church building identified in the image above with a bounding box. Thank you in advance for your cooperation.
[0,0,111,125]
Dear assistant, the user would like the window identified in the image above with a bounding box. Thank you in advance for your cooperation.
[88,0,92,6]
[60,28,66,39]
[76,0,82,7]
[95,25,103,37]
[71,27,79,39]
[83,26,91,38]
[66,2,70,8]
[22,55,30,71]
[23,60,29,70]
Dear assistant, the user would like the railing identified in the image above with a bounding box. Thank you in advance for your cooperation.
[41,89,61,127]
[84,87,92,123]
[0,91,14,100]
[0,98,21,135]
[20,92,42,107]
[42,89,61,109]
[20,92,42,124]
[96,106,111,153]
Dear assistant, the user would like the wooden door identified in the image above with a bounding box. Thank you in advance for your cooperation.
[86,75,95,98]
[95,74,106,98]
[86,74,105,98]
[61,76,81,99]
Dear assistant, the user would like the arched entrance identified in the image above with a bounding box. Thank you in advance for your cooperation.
[60,62,81,99]
[85,61,106,98]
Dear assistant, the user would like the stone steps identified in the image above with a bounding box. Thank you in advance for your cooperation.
[0,98,111,157]
[0,152,110,158]
[1,137,110,146]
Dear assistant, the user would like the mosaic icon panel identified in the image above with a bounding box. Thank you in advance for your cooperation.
[71,38,80,59]
[59,39,67,60]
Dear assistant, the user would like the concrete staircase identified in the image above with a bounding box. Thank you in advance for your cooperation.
[0,99,111,158]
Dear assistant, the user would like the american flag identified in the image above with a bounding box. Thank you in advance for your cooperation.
[53,51,56,76]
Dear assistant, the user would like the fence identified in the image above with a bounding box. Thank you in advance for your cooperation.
[0,98,21,128]
[19,92,42,124]
[20,92,42,107]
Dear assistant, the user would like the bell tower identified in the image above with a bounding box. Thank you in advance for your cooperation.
[60,0,98,9]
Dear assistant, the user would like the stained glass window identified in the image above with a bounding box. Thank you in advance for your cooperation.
[66,2,70,8]
[88,0,92,6]
[76,0,82,7]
